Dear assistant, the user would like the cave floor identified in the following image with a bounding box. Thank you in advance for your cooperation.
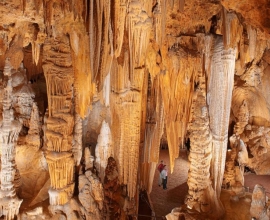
[149,148,270,220]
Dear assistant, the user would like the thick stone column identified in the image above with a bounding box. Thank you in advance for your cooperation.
[43,36,75,207]
[0,59,22,220]
[208,36,236,197]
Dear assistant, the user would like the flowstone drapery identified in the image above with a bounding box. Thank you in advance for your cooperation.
[0,59,22,220]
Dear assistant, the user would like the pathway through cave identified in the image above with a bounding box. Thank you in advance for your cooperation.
[148,148,270,219]
[149,148,189,218]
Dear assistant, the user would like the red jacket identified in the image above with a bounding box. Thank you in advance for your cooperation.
[157,164,165,173]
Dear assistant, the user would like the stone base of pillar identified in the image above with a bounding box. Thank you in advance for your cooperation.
[48,183,75,206]
[0,196,22,220]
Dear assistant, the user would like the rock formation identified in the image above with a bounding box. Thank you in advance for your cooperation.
[186,73,222,216]
[0,0,270,219]
[0,59,22,220]
[250,184,269,220]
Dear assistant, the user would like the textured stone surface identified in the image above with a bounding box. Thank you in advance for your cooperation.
[1,0,270,219]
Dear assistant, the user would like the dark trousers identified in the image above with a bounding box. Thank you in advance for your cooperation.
[162,177,167,189]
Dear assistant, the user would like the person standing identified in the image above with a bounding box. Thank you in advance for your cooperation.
[161,166,168,190]
[157,160,165,186]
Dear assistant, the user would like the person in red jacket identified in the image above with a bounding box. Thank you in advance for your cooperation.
[157,160,165,186]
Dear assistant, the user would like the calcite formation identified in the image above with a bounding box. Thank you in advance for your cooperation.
[0,0,270,219]
[250,184,269,220]
[0,59,22,220]
[43,36,75,209]
[186,73,222,216]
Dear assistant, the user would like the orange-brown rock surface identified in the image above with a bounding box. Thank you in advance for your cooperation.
[0,0,270,219]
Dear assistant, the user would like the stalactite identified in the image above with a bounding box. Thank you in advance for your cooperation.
[222,8,242,49]
[126,0,151,79]
[185,73,224,217]
[113,0,127,58]
[153,0,166,46]
[247,25,257,63]
[208,36,236,198]
[160,35,203,172]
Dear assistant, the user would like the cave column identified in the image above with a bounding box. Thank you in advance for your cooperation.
[0,59,22,220]
[208,36,236,197]
[110,0,152,201]
[42,36,75,208]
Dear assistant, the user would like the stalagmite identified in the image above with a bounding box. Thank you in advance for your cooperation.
[0,59,22,220]
[95,120,113,183]
[185,73,223,217]
[26,102,41,147]
[73,113,82,166]
[250,184,269,220]
[79,148,104,219]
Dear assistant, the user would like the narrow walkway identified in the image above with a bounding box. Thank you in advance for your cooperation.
[149,148,270,219]
[149,148,189,217]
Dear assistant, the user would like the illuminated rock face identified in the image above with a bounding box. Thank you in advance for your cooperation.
[1,0,270,219]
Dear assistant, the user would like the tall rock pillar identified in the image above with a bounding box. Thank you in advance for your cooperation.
[43,36,75,208]
[0,59,22,220]
[208,36,236,197]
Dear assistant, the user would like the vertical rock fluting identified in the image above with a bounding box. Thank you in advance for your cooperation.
[186,74,222,216]
[208,36,235,198]
[42,36,75,208]
[110,0,151,200]
[153,0,166,47]
[113,0,127,58]
[89,0,112,90]
[0,59,22,220]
